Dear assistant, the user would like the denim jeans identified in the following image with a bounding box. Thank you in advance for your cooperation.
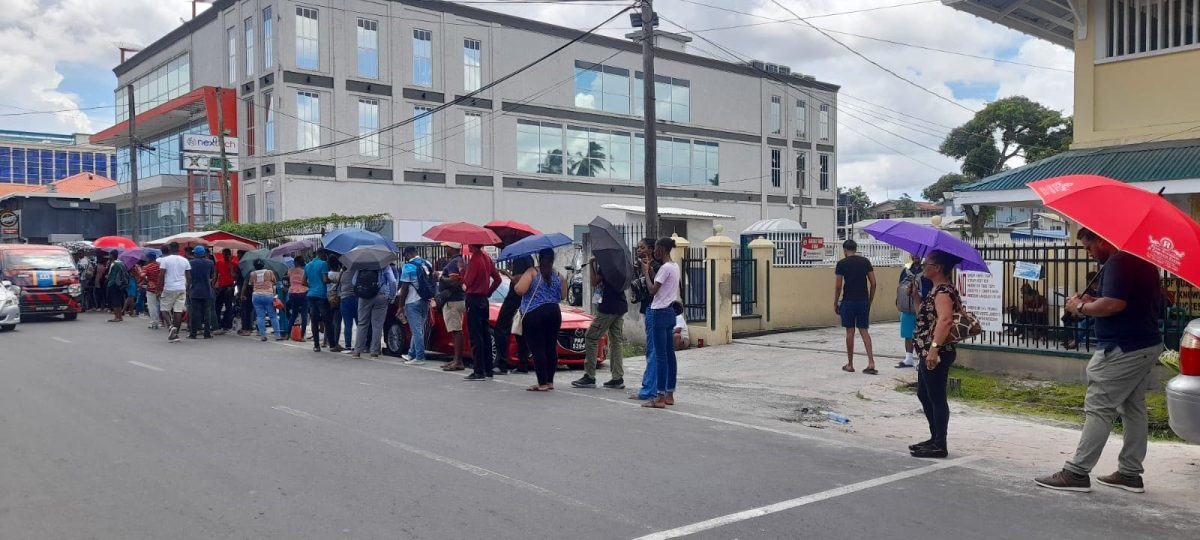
[638,310,659,400]
[307,296,331,346]
[649,307,677,396]
[405,301,428,360]
[340,297,358,349]
[253,294,280,338]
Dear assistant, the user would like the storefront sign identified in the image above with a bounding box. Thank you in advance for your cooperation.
[181,152,238,172]
[957,260,1005,333]
[1013,261,1043,281]
[801,236,825,261]
[0,210,19,237]
[180,134,239,154]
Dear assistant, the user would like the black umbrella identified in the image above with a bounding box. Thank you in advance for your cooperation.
[588,216,632,291]
[239,249,289,280]
[340,245,397,271]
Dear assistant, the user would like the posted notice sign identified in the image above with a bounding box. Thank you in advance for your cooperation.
[801,236,826,261]
[181,152,239,172]
[956,260,1004,333]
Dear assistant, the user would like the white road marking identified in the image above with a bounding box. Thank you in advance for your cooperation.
[128,361,165,372]
[51,337,72,344]
[632,455,981,540]
[271,406,324,421]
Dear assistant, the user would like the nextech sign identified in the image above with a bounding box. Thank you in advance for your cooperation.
[180,134,239,154]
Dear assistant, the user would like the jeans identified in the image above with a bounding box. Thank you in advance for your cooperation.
[524,304,561,386]
[188,297,213,337]
[585,311,625,380]
[146,291,161,326]
[637,310,659,400]
[307,296,331,346]
[355,294,388,355]
[340,297,358,349]
[1065,343,1163,476]
[286,295,308,339]
[916,348,956,449]
[649,308,677,396]
[253,294,280,338]
[466,294,493,377]
[136,289,147,315]
[216,286,236,330]
[405,301,429,360]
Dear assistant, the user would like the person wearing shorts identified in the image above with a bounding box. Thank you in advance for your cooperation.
[438,247,467,371]
[834,240,877,375]
[156,244,192,343]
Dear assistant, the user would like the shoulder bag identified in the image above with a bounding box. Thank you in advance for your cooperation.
[511,273,543,336]
[945,287,982,343]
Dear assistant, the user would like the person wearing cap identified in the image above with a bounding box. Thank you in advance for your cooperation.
[187,246,217,339]
[143,252,163,329]
[104,249,128,323]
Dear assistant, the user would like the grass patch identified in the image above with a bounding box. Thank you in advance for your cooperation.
[898,366,1179,441]
[621,341,647,359]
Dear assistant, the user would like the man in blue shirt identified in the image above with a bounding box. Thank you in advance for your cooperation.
[303,251,331,352]
[398,247,432,365]
[187,246,217,339]
[352,263,398,359]
[1036,228,1164,494]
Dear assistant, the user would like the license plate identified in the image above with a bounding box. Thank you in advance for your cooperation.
[33,305,62,312]
[572,337,585,350]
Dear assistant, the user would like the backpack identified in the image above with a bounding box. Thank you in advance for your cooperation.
[414,261,436,300]
[354,268,381,299]
[896,268,919,314]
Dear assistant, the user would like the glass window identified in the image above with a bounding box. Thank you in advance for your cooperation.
[464,39,482,92]
[296,7,319,70]
[358,98,380,157]
[464,112,482,166]
[0,147,9,181]
[609,131,631,181]
[795,152,806,192]
[517,120,563,175]
[770,95,782,135]
[413,106,433,162]
[67,151,81,176]
[296,91,320,150]
[244,97,256,156]
[770,148,781,188]
[11,148,24,182]
[634,73,689,122]
[819,103,830,141]
[95,154,108,179]
[115,121,206,183]
[55,151,67,180]
[227,27,237,84]
[819,154,830,191]
[264,91,275,152]
[42,151,56,182]
[574,63,630,114]
[413,29,432,87]
[357,18,378,79]
[246,193,257,223]
[245,17,255,77]
[795,99,807,139]
[265,191,276,222]
[263,6,273,69]
[27,150,41,183]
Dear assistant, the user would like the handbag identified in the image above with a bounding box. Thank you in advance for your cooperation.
[512,274,543,336]
[946,286,982,344]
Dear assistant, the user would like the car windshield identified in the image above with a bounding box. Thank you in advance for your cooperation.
[489,276,510,303]
[3,251,75,271]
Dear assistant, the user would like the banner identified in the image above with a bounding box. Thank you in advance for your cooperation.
[0,210,19,237]
[181,134,239,154]
[957,260,1005,334]
[801,236,825,261]
[181,152,238,171]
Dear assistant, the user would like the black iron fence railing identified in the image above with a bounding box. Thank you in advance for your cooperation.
[732,257,757,317]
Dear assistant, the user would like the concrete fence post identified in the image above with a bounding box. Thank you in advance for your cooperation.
[702,234,736,346]
[748,237,775,332]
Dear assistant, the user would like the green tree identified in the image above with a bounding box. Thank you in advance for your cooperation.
[895,193,917,217]
[838,186,873,229]
[933,96,1072,237]
[568,142,608,177]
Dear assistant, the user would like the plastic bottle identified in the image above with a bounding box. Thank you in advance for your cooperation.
[827,412,850,424]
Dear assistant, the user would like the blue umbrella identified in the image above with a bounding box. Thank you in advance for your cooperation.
[321,228,398,254]
[863,220,989,273]
[499,233,573,262]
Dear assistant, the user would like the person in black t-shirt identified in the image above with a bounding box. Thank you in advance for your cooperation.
[572,258,629,390]
[833,239,877,375]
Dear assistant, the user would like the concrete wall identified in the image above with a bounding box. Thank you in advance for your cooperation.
[759,266,902,331]
[957,344,1177,387]
[1073,6,1200,149]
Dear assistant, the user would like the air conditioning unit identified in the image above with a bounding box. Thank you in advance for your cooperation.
[767,64,780,74]
[751,60,767,71]
[779,66,791,76]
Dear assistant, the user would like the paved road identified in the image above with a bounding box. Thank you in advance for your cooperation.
[3,315,1197,540]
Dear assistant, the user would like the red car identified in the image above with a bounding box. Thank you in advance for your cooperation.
[383,277,606,368]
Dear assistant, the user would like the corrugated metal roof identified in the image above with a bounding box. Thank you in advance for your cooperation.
[961,139,1200,192]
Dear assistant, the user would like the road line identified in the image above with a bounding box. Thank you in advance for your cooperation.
[51,337,72,344]
[632,455,981,540]
[128,361,165,372]
[271,406,325,421]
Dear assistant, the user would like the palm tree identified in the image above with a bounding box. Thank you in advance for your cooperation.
[569,142,607,177]
[538,149,564,174]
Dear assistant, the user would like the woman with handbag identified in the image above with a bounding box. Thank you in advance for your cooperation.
[516,248,566,392]
[910,250,966,458]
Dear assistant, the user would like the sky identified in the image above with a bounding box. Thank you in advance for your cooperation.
[0,0,1074,204]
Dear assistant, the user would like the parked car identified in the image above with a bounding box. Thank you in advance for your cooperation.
[383,276,606,368]
[0,278,20,330]
[1166,319,1200,443]
[0,244,82,320]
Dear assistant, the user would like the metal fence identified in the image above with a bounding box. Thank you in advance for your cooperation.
[732,256,757,317]
[680,247,708,323]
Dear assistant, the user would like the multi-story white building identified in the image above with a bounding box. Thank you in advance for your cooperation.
[93,0,840,243]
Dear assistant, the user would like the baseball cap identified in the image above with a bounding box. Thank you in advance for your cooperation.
[193,246,207,256]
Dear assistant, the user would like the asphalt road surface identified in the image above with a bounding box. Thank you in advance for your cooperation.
[3,315,1198,539]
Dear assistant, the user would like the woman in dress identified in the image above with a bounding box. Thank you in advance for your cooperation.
[516,248,566,392]
[910,249,963,458]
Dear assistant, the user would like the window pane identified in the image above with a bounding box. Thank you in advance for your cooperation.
[358,99,379,157]
[245,17,255,77]
[574,67,600,109]
[263,7,273,69]
[414,106,432,162]
[228,27,237,84]
[357,19,378,78]
[413,29,432,86]
[464,39,482,92]
[464,112,482,166]
[296,7,319,70]
[296,91,319,150]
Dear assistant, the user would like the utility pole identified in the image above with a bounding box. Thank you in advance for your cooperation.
[639,0,659,240]
[126,84,140,244]
[215,87,232,224]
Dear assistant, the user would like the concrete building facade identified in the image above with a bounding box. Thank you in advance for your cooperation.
[100,0,841,243]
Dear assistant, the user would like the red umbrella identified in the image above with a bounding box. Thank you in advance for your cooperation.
[423,222,501,246]
[93,235,137,252]
[1029,174,1200,287]
[484,220,542,247]
[209,238,258,252]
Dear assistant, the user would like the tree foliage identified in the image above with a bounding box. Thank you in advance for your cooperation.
[895,193,917,217]
[217,213,390,243]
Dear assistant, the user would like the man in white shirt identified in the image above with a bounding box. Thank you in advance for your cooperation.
[673,314,691,351]
[155,243,192,343]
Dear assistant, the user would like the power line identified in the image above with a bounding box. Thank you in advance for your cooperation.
[0,104,117,117]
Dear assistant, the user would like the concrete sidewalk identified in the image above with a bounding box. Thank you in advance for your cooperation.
[612,322,1200,511]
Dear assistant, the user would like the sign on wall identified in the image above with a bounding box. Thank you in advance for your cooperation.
[1013,261,1043,281]
[801,236,826,261]
[181,152,238,172]
[180,134,239,154]
[0,210,19,238]
[957,260,1005,334]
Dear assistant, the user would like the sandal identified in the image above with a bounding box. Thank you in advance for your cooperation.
[526,385,550,392]
[442,364,465,371]
[863,368,879,375]
[642,399,667,409]
[841,365,855,373]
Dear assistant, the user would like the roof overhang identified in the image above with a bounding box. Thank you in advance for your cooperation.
[90,86,236,147]
[600,203,736,220]
[91,175,188,203]
[942,0,1078,49]
[953,177,1200,206]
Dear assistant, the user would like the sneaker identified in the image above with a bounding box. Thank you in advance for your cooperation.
[571,375,597,388]
[260,336,268,342]
[1035,470,1092,492]
[603,378,625,389]
[910,446,948,458]
[168,327,181,343]
[403,359,427,366]
[213,329,227,336]
[464,373,489,381]
[401,354,413,362]
[341,349,354,354]
[275,335,286,341]
[1096,472,1145,493]
[330,346,344,353]
[908,439,935,452]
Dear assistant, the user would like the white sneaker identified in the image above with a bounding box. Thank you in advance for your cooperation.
[403,359,426,366]
[341,349,354,354]
[401,354,413,361]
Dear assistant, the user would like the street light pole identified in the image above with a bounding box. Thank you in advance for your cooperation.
[126,84,140,244]
[639,0,659,240]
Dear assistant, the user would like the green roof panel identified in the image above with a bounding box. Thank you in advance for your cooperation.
[960,139,1200,192]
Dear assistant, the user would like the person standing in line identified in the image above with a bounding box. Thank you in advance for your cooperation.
[236,250,255,336]
[143,252,162,329]
[516,248,565,392]
[213,248,238,335]
[245,259,285,341]
[352,262,397,359]
[335,258,358,354]
[125,260,142,318]
[156,244,191,343]
[75,252,95,312]
[896,256,924,368]
[834,239,878,375]
[1036,229,1165,494]
[909,250,962,459]
[494,256,534,374]
[324,258,345,353]
[187,246,216,339]
[105,250,128,323]
[642,237,680,409]
[93,253,109,312]
[462,244,502,382]
[631,238,661,401]
[303,251,332,352]
[286,255,309,340]
[438,245,468,371]
[398,247,433,366]
[572,257,627,389]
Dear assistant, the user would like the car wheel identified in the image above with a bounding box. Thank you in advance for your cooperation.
[567,287,580,307]
[63,312,78,321]
[0,324,14,331]
[384,321,409,357]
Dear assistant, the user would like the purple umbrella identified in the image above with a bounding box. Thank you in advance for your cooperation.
[270,238,319,258]
[118,248,161,269]
[862,220,989,273]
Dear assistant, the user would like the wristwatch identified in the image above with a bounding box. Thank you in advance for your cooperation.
[931,342,940,349]
[1079,301,1088,316]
